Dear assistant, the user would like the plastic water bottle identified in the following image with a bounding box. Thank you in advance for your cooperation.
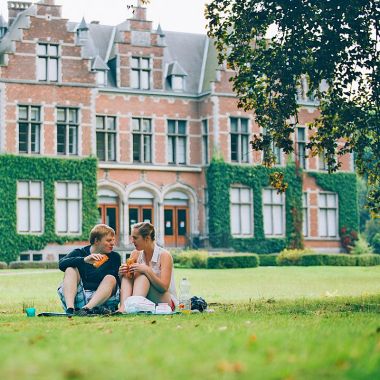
[178,277,191,313]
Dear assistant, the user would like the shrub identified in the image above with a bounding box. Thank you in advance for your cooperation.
[172,250,208,269]
[8,261,58,269]
[350,235,373,255]
[340,227,358,253]
[297,254,357,266]
[370,233,380,254]
[207,254,259,269]
[258,254,278,266]
[356,254,380,266]
[276,249,313,266]
[0,261,7,269]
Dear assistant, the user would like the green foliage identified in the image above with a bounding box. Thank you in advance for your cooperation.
[257,253,278,266]
[350,235,373,255]
[309,171,359,251]
[172,250,208,268]
[371,233,380,254]
[207,159,303,251]
[0,262,7,269]
[356,254,380,266]
[207,254,259,269]
[0,155,98,263]
[277,249,314,265]
[206,0,380,214]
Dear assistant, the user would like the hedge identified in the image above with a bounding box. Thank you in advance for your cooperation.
[207,254,259,269]
[258,254,278,266]
[276,253,380,266]
[0,261,7,269]
[8,261,59,269]
[0,155,98,263]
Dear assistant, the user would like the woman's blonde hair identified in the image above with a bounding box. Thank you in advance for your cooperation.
[89,224,115,244]
[132,222,155,241]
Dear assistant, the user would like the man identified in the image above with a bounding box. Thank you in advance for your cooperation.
[58,224,121,316]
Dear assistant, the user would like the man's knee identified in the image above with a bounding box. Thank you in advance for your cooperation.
[63,267,80,283]
[101,275,117,289]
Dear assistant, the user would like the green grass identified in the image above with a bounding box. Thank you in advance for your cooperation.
[0,267,380,380]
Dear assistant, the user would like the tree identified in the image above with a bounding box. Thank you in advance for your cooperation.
[205,0,380,214]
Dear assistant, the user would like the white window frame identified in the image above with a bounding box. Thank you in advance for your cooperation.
[56,107,79,156]
[96,115,117,162]
[263,188,285,237]
[131,57,150,90]
[262,127,283,166]
[37,43,59,82]
[17,180,44,234]
[18,105,41,154]
[132,118,153,163]
[171,75,184,91]
[230,117,250,163]
[96,70,107,86]
[296,126,307,169]
[167,119,187,165]
[55,181,82,235]
[303,192,309,237]
[318,192,338,238]
[202,119,209,165]
[230,186,254,237]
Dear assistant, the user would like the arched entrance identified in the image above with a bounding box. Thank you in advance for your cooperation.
[164,190,189,247]
[128,188,154,233]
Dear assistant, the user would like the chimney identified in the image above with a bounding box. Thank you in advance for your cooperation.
[7,1,32,27]
[133,0,147,21]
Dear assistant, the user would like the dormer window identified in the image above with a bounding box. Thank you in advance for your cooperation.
[96,70,106,86]
[171,76,184,91]
[167,61,187,92]
[76,17,89,42]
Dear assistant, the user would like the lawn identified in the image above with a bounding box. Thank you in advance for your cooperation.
[0,267,379,380]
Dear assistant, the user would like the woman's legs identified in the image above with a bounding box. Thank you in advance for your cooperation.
[118,275,134,312]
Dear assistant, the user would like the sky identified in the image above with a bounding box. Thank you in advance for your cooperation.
[0,0,210,34]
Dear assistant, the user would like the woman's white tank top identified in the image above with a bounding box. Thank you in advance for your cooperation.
[137,244,178,305]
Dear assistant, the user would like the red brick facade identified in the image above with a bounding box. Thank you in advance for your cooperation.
[0,1,357,260]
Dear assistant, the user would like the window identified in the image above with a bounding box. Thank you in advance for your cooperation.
[230,117,249,163]
[56,182,82,234]
[37,43,59,81]
[57,108,79,155]
[318,149,329,171]
[132,118,152,163]
[96,71,106,86]
[230,186,253,237]
[318,192,338,238]
[172,76,184,91]
[18,105,41,154]
[263,128,282,165]
[17,181,43,234]
[167,120,187,164]
[296,127,306,169]
[263,188,285,236]
[96,116,117,161]
[303,192,309,237]
[202,119,209,165]
[204,188,209,235]
[131,57,150,89]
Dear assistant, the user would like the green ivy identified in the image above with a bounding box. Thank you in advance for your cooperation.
[308,172,359,234]
[207,159,303,253]
[207,160,359,253]
[0,155,98,263]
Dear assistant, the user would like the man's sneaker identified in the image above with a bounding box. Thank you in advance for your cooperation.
[92,306,113,315]
[66,307,74,315]
[74,307,94,316]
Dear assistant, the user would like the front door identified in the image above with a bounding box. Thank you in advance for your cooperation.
[164,206,188,247]
[98,204,119,243]
[129,205,153,233]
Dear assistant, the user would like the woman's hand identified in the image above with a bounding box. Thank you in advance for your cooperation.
[128,263,150,275]
[118,263,129,277]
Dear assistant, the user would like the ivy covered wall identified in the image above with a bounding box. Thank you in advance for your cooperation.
[0,155,98,263]
[207,159,358,253]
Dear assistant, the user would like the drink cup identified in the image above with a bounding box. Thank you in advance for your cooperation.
[25,307,36,317]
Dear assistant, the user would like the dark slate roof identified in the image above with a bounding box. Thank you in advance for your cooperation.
[163,31,207,94]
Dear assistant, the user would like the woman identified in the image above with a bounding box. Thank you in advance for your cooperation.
[118,222,178,312]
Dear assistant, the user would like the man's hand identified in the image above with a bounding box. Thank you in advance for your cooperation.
[84,253,106,265]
